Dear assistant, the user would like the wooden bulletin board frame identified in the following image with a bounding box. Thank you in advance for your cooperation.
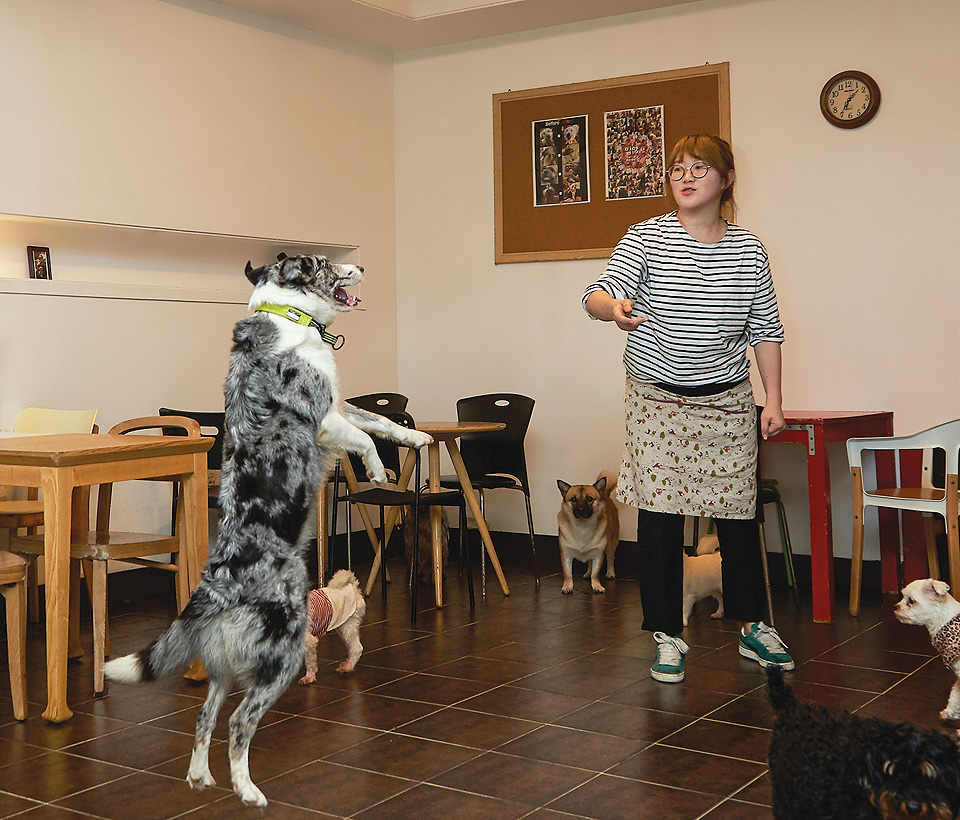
[493,63,730,264]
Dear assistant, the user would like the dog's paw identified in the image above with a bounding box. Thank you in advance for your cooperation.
[235,781,267,808]
[711,609,724,619]
[561,582,574,594]
[298,674,316,685]
[941,707,960,722]
[336,661,355,674]
[605,570,616,579]
[591,582,606,594]
[187,770,216,791]
[366,465,389,485]
[404,430,433,449]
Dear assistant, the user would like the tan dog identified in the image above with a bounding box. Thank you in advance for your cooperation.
[557,470,619,594]
[682,533,723,626]
[894,578,960,727]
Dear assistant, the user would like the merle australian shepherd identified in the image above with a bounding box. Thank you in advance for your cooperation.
[104,254,431,806]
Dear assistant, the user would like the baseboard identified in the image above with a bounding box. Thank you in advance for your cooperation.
[326,529,883,593]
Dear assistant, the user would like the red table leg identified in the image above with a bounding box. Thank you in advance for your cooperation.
[807,424,835,623]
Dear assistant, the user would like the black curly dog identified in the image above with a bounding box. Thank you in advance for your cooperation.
[767,667,960,820]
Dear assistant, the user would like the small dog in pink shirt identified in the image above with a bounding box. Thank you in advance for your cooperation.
[299,569,366,684]
[895,578,960,728]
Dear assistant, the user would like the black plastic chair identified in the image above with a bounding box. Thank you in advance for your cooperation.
[439,393,538,592]
[328,393,409,572]
[342,411,473,624]
[159,407,226,530]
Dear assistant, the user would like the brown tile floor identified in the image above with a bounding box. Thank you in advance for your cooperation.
[0,548,952,820]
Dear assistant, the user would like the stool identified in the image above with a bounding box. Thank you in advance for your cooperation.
[0,551,28,720]
[760,479,800,601]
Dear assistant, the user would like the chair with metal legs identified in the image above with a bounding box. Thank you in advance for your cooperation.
[341,412,473,623]
[327,393,409,576]
[439,394,538,595]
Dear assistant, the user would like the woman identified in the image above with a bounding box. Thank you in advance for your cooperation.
[583,134,792,683]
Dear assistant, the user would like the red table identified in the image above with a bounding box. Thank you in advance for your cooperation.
[769,411,895,623]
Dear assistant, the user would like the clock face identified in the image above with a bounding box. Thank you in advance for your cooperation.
[826,78,871,122]
[820,71,880,128]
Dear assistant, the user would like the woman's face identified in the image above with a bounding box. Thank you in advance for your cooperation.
[668,152,732,212]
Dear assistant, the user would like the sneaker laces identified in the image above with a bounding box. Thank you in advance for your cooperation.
[753,623,789,653]
[654,632,689,665]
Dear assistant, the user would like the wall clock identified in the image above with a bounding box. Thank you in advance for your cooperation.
[820,71,881,129]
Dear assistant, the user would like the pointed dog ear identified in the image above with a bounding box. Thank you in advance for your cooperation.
[244,260,263,285]
[557,480,571,496]
[593,476,607,494]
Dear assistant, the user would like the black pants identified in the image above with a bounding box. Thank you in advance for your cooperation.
[637,508,766,636]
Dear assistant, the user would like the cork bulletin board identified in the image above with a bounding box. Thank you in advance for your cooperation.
[493,63,730,264]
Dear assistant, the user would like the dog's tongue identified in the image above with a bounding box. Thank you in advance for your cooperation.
[334,288,360,307]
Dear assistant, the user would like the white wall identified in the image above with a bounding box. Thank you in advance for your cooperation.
[394,0,960,559]
[0,0,400,532]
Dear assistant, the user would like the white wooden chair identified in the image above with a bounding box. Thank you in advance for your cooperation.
[847,419,960,616]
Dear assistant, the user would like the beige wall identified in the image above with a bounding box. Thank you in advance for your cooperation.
[394,0,960,559]
[0,0,400,531]
[3,0,957,559]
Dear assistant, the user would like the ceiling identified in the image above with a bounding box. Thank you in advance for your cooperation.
[204,0,700,52]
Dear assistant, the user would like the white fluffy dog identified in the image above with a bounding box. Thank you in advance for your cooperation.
[299,569,366,684]
[894,578,960,727]
[682,532,723,627]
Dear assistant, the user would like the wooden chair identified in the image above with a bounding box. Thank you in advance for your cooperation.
[158,408,226,526]
[0,550,28,720]
[846,419,960,616]
[12,415,202,692]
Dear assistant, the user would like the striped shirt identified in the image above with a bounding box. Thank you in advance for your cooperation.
[307,588,334,638]
[583,212,784,385]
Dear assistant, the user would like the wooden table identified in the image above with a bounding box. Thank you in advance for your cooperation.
[769,411,895,623]
[0,432,212,722]
[353,421,510,607]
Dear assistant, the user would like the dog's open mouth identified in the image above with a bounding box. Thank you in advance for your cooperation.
[334,287,361,308]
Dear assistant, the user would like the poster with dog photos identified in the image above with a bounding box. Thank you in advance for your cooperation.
[604,106,665,201]
[533,115,588,206]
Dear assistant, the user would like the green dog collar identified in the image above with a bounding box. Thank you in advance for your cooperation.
[255,303,345,350]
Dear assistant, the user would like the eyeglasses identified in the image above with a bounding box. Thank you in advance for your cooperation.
[667,162,712,182]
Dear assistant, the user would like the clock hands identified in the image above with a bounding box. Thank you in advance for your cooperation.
[840,89,859,113]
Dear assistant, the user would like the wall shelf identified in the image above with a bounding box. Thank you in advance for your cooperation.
[0,212,359,305]
[0,277,251,305]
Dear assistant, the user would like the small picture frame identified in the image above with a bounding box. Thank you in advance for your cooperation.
[27,246,52,280]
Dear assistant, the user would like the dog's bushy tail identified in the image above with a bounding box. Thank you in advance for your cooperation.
[327,569,359,591]
[103,617,201,685]
[766,666,797,712]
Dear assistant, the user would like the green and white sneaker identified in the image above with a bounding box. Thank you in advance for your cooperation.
[738,622,795,670]
[651,632,689,683]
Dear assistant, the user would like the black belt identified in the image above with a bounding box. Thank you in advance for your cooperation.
[648,378,748,397]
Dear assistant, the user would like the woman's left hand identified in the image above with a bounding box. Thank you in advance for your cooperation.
[759,405,786,440]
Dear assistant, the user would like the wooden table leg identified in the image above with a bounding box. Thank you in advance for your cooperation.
[42,466,74,723]
[182,453,210,683]
[316,481,327,585]
[807,424,835,623]
[445,441,510,597]
[67,486,88,660]
[428,442,443,607]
